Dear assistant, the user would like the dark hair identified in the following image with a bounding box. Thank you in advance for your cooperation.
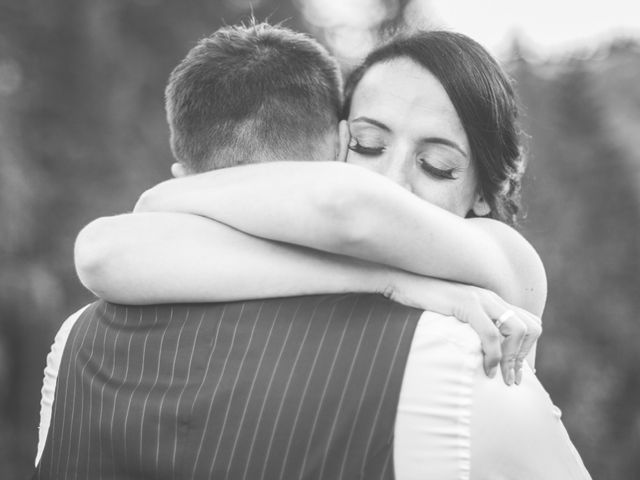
[344,31,525,225]
[166,23,343,172]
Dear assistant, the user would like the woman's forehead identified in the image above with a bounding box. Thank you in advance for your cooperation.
[350,59,467,143]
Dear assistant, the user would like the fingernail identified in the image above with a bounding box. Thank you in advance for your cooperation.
[515,368,523,385]
[507,368,515,386]
[489,366,498,378]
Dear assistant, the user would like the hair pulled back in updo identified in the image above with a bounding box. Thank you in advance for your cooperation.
[343,31,526,225]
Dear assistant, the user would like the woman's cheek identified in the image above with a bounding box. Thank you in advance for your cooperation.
[415,183,466,216]
[414,181,444,205]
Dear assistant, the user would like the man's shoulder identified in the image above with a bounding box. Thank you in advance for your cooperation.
[53,303,93,342]
[59,304,92,331]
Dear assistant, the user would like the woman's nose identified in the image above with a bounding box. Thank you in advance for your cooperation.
[382,153,412,191]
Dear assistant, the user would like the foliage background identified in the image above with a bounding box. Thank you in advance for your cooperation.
[1,1,638,478]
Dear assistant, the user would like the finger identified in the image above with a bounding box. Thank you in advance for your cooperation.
[513,312,542,384]
[511,308,541,347]
[498,316,526,386]
[513,342,529,385]
[476,298,520,385]
[516,323,537,364]
[467,308,502,378]
[513,325,531,385]
[472,292,531,384]
[478,296,529,386]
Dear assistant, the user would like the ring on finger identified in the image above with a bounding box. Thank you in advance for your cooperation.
[496,309,516,329]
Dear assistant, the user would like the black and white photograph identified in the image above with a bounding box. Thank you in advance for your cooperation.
[1,1,639,478]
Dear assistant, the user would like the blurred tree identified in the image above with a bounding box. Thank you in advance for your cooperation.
[512,43,640,477]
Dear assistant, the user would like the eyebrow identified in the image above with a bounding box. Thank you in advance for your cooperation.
[350,116,391,132]
[351,116,468,158]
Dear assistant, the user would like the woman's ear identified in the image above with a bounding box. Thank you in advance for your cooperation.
[472,193,491,216]
[336,120,350,162]
[170,162,189,178]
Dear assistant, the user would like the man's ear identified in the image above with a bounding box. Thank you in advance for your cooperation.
[171,162,189,178]
[471,193,491,217]
[336,120,350,162]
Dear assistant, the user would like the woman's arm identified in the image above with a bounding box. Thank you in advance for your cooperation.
[135,161,547,315]
[75,212,391,304]
[76,212,541,378]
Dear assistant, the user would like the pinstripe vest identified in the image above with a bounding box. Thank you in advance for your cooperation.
[35,294,421,480]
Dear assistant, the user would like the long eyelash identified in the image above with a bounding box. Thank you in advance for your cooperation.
[419,160,457,180]
[348,140,384,156]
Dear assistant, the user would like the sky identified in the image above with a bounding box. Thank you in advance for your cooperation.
[426,0,640,57]
[300,0,640,60]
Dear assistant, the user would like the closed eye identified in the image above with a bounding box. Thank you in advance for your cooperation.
[418,159,457,180]
[348,140,384,156]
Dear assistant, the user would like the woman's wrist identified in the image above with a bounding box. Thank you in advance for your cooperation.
[329,258,398,297]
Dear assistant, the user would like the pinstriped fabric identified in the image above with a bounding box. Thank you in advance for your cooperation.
[46,301,97,478]
[361,313,413,479]
[277,299,346,479]
[260,300,323,480]
[99,304,119,474]
[335,308,392,478]
[35,294,420,480]
[60,301,99,478]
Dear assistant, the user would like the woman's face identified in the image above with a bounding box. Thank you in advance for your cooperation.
[346,58,488,217]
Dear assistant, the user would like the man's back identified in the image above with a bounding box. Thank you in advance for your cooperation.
[35,294,421,480]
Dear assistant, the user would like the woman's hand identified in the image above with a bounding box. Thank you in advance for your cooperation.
[385,272,542,386]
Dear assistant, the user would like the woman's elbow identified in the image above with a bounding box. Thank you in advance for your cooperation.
[74,217,121,298]
[525,252,548,317]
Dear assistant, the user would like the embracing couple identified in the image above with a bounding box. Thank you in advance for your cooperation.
[34,22,591,479]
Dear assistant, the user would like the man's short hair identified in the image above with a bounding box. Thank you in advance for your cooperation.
[165,22,343,172]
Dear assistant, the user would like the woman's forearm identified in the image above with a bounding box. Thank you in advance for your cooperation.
[75,212,393,305]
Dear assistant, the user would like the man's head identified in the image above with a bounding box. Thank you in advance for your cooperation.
[165,22,344,174]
